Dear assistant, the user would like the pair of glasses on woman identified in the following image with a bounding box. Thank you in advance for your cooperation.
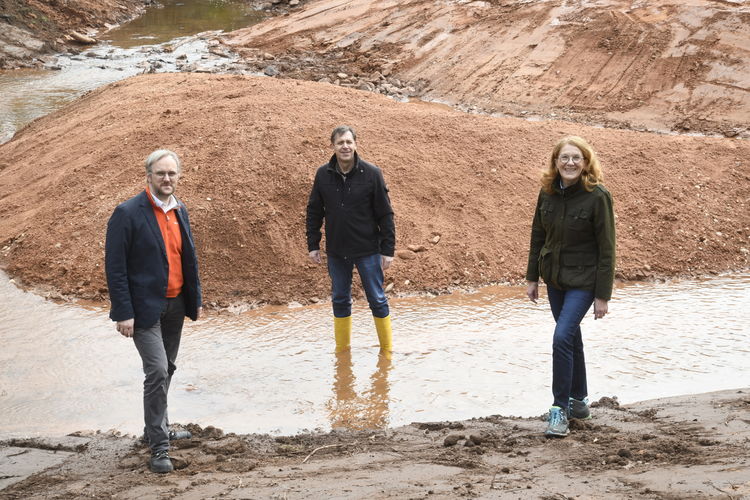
[558,155,584,164]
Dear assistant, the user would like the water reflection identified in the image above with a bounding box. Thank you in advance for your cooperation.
[0,271,748,439]
[328,351,392,430]
[103,0,265,48]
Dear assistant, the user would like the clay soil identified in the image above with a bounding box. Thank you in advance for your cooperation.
[0,73,748,308]
[2,390,749,498]
[225,0,750,138]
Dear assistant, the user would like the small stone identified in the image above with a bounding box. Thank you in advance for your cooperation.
[337,72,348,79]
[469,434,483,445]
[309,296,319,303]
[263,53,275,60]
[289,0,299,5]
[396,250,417,260]
[430,235,441,244]
[385,283,394,293]
[171,456,190,469]
[407,244,426,252]
[264,65,279,76]
[443,434,464,447]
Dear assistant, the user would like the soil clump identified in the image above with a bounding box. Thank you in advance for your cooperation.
[0,0,149,69]
[225,0,750,138]
[0,73,748,309]
[2,389,749,498]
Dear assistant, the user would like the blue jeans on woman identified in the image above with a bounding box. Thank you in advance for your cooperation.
[327,253,389,318]
[547,286,595,410]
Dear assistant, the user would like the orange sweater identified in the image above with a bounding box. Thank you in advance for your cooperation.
[147,190,184,298]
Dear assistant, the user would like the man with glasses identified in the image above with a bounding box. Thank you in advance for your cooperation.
[306,126,396,357]
[105,149,202,473]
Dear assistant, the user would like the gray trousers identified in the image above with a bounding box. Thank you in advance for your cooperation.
[133,294,185,453]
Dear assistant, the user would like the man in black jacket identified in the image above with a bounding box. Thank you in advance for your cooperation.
[306,126,395,357]
[105,149,202,473]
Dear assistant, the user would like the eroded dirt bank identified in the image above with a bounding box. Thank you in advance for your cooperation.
[2,389,749,498]
[225,0,750,138]
[0,0,149,69]
[0,73,748,308]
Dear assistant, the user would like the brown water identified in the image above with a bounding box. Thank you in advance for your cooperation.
[0,0,264,143]
[1,271,748,439]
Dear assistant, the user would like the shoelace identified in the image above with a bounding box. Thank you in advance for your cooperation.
[549,409,564,425]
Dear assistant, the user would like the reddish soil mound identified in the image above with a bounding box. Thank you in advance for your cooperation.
[226,0,750,138]
[0,73,748,307]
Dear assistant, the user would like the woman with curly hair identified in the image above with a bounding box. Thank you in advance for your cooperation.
[525,136,616,437]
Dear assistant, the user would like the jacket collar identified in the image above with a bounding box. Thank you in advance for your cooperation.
[553,177,583,196]
[326,152,361,177]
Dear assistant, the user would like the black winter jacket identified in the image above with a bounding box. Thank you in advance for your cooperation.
[306,153,395,258]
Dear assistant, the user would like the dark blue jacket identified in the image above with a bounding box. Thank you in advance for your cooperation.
[105,190,202,329]
[306,153,395,258]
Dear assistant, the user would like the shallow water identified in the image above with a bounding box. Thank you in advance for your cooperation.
[0,271,748,439]
[0,0,264,143]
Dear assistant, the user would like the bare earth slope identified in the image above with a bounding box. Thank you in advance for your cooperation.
[0,73,747,307]
[226,0,750,138]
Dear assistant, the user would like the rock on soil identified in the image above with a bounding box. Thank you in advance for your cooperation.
[0,73,748,307]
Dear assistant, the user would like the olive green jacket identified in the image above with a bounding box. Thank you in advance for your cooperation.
[525,180,616,300]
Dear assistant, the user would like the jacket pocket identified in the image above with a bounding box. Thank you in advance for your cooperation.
[559,252,596,290]
[538,246,553,284]
[566,208,591,233]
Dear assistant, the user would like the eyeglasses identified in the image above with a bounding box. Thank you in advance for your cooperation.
[150,171,179,179]
[558,155,584,164]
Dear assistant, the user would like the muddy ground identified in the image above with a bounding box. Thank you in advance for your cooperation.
[2,389,749,498]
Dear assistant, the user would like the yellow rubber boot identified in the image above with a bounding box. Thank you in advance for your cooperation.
[334,316,352,353]
[373,315,393,358]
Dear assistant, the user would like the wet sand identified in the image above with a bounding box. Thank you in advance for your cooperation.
[2,388,749,498]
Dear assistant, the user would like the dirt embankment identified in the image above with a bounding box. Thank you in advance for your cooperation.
[0,73,747,308]
[2,389,749,498]
[0,0,149,69]
[225,0,750,138]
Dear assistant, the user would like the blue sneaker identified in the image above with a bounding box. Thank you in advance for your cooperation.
[569,397,591,420]
[545,406,569,438]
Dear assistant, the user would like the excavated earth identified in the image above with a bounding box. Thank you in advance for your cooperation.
[225,0,750,138]
[0,73,748,308]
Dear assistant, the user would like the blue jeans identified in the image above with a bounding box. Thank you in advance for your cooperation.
[547,286,594,410]
[327,253,389,318]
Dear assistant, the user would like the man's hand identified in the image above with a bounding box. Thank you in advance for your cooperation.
[308,250,322,264]
[594,298,609,319]
[526,281,539,303]
[116,318,135,338]
[381,255,394,270]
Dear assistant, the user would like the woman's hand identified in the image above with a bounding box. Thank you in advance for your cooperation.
[594,298,609,319]
[526,281,539,303]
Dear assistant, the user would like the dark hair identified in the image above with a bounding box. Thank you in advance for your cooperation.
[330,125,357,144]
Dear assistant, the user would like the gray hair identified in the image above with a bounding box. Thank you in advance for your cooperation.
[144,149,181,174]
[330,125,357,144]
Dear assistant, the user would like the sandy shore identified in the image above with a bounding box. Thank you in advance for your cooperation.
[1,388,749,499]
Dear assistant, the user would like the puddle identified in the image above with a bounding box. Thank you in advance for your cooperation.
[0,271,747,438]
